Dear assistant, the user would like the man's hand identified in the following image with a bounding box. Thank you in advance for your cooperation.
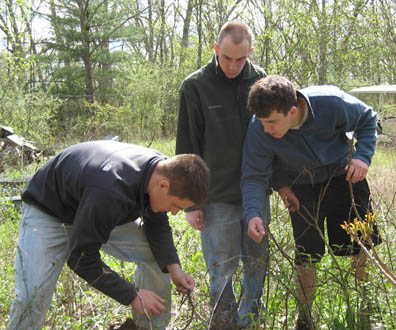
[167,264,195,294]
[131,289,165,316]
[248,217,265,243]
[186,210,204,231]
[277,187,299,213]
[345,158,369,184]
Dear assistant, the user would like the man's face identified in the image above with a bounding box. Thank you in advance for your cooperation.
[149,184,194,215]
[258,109,294,139]
[214,35,252,79]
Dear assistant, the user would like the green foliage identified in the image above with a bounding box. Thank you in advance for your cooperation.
[0,87,63,148]
[65,101,132,141]
[0,200,20,325]
[382,104,396,118]
[2,0,396,140]
[123,61,188,140]
[46,0,144,102]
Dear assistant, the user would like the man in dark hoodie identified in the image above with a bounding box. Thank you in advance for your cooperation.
[8,140,209,330]
[176,21,269,329]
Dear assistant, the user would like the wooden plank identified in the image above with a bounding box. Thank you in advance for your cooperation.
[3,196,22,202]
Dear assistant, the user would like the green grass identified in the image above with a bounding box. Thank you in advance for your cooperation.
[1,141,396,329]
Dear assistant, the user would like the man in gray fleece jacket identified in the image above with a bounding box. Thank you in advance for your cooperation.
[176,21,268,329]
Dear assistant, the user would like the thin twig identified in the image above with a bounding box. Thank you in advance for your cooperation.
[177,290,195,330]
[136,291,153,330]
[351,235,396,287]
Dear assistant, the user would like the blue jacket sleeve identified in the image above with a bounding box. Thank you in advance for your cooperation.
[241,118,273,223]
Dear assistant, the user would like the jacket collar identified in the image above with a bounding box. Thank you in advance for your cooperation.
[296,90,314,124]
[139,156,165,217]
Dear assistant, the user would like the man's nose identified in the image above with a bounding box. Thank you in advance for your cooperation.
[228,61,237,70]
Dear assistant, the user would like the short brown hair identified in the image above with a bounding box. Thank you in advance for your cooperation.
[158,154,210,208]
[248,75,297,118]
[217,21,252,48]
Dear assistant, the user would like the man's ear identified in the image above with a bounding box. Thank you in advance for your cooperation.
[248,47,253,58]
[290,106,298,117]
[214,41,219,55]
[159,178,170,191]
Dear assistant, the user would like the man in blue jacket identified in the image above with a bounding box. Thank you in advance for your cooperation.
[241,75,381,329]
[8,140,209,330]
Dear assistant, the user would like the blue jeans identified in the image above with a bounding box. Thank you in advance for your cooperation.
[8,203,171,330]
[202,201,270,329]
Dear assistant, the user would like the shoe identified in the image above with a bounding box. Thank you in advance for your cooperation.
[108,318,148,330]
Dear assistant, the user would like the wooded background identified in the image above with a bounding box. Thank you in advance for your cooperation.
[1,2,396,328]
[1,0,395,147]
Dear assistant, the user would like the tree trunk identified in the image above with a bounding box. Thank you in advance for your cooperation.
[77,0,94,104]
[99,0,111,105]
[196,0,203,69]
[179,0,194,66]
[318,0,327,84]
